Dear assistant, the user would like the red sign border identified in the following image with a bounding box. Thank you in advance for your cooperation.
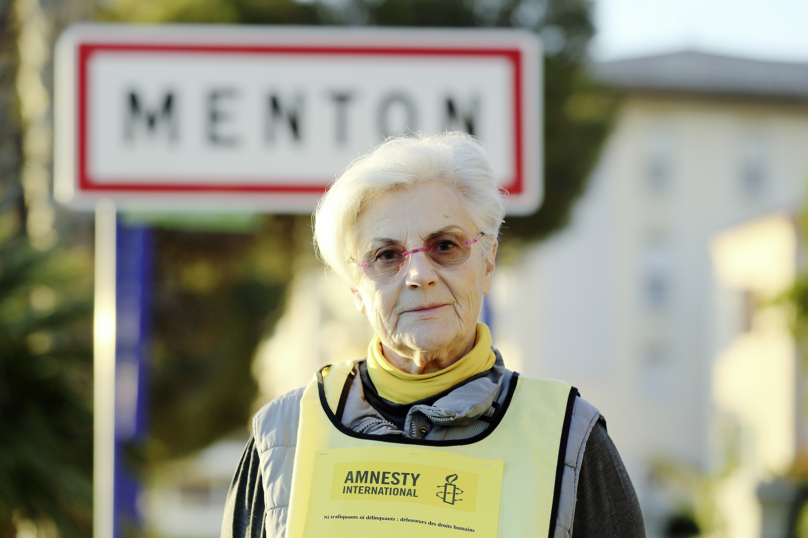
[77,43,524,196]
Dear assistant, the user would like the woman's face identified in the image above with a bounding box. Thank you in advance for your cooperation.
[349,181,497,373]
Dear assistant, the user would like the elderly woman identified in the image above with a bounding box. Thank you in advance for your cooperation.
[222,133,644,538]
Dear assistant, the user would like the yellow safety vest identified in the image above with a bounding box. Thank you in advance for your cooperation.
[285,360,576,538]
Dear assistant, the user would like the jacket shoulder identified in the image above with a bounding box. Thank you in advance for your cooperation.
[554,395,603,538]
[252,387,306,454]
[252,387,306,537]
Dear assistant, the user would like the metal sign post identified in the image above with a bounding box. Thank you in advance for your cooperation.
[93,200,153,538]
[93,200,116,538]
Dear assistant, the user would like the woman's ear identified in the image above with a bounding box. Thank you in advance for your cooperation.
[350,287,367,314]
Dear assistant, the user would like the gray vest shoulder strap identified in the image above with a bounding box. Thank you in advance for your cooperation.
[253,387,305,538]
[553,395,602,538]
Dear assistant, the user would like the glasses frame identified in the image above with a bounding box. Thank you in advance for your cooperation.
[353,231,485,282]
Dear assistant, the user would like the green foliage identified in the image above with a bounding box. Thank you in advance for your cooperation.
[0,209,94,537]
[142,215,299,462]
[96,0,320,24]
[649,457,727,538]
[782,210,808,356]
[506,59,618,245]
[787,277,808,347]
[796,500,808,538]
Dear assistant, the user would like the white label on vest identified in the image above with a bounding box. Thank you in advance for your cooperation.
[302,446,504,536]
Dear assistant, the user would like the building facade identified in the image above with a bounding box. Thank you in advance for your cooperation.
[491,51,808,537]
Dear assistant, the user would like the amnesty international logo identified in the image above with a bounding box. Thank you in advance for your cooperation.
[311,448,505,536]
[436,474,464,505]
[330,460,479,512]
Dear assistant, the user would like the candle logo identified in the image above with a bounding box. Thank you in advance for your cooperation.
[436,474,464,505]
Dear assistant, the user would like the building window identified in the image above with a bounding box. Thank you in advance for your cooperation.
[644,131,675,194]
[643,240,673,309]
[641,341,672,395]
[739,133,769,197]
[644,342,669,365]
[646,153,670,193]
[742,158,765,194]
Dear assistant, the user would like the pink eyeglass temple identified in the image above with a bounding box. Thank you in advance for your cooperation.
[356,232,485,268]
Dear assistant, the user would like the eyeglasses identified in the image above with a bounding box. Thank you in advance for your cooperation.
[355,232,485,282]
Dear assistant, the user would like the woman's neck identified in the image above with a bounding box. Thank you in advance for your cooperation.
[381,331,477,375]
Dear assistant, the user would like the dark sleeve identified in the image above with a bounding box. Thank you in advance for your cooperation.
[571,420,646,537]
[221,436,266,538]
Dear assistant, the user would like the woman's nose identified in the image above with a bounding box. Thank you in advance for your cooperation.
[404,250,438,289]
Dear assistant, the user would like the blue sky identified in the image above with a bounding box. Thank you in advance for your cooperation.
[592,0,808,62]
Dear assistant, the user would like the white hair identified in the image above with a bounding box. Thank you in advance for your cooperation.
[313,131,505,282]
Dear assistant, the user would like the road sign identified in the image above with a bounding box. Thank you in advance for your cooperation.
[55,25,542,214]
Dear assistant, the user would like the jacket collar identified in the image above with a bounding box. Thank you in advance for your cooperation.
[339,351,509,437]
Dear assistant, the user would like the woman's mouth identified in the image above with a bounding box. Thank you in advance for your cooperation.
[403,304,449,316]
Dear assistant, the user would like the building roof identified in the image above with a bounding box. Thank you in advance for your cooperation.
[590,50,808,100]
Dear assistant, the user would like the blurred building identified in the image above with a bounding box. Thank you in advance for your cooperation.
[144,439,244,538]
[492,51,808,537]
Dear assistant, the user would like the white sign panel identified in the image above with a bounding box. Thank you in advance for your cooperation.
[55,25,542,214]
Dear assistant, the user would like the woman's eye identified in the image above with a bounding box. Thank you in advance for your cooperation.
[376,249,400,262]
[435,240,458,252]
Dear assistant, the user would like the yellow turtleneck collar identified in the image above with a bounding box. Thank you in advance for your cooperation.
[366,323,496,404]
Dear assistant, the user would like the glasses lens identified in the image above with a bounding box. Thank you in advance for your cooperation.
[425,233,473,268]
[362,246,406,281]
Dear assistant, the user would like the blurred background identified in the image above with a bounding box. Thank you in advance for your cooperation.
[2,0,808,537]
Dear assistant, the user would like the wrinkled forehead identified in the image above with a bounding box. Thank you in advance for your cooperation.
[349,182,474,256]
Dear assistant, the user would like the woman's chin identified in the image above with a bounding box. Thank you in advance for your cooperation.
[394,327,458,356]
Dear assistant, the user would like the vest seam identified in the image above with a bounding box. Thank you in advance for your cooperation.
[257,443,296,454]
[554,523,572,538]
[548,387,578,538]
